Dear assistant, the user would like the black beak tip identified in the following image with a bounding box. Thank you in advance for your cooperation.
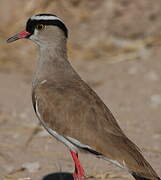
[6,37,18,43]
[6,38,11,43]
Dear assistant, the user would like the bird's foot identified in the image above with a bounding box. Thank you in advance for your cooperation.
[72,162,85,180]
[73,172,84,180]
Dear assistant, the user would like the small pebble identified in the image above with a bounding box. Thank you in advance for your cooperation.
[145,71,159,81]
[127,66,138,75]
[150,94,161,108]
[22,162,40,173]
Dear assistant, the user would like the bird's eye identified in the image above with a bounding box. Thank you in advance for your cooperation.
[36,24,45,31]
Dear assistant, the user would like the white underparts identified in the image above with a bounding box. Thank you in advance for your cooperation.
[98,155,126,170]
[47,128,79,152]
[65,136,93,150]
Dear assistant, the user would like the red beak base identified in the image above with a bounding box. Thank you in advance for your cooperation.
[7,31,31,43]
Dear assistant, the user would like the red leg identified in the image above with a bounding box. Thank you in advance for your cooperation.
[70,150,85,180]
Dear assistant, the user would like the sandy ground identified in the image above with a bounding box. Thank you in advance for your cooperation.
[0,47,161,180]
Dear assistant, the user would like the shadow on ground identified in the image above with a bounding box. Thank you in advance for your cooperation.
[42,172,74,180]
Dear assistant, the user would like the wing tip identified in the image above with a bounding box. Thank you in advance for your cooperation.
[131,172,160,180]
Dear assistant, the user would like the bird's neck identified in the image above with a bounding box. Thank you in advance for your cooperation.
[33,43,77,85]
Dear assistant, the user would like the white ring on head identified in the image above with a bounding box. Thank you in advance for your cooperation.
[31,15,64,23]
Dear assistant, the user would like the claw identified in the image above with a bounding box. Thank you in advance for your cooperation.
[73,172,84,180]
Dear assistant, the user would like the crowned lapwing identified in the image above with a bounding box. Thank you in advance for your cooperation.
[7,14,160,180]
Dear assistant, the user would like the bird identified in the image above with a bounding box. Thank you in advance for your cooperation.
[7,14,160,180]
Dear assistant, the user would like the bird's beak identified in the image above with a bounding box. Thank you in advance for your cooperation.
[7,30,31,43]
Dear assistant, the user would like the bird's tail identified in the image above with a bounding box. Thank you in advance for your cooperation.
[131,172,161,180]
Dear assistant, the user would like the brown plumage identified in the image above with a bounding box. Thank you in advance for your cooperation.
[7,14,160,180]
[32,75,159,180]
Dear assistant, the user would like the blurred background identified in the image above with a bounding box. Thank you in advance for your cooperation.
[0,0,161,180]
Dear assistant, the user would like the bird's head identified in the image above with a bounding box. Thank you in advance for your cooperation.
[7,14,68,46]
